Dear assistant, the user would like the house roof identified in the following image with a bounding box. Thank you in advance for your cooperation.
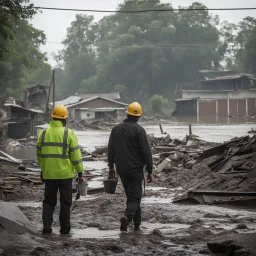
[175,98,199,102]
[198,70,234,74]
[52,96,82,107]
[201,74,255,83]
[77,92,120,100]
[51,92,122,108]
[66,96,128,109]
[74,107,126,112]
[4,104,44,113]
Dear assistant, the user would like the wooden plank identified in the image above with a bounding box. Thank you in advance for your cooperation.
[13,171,40,176]
[154,146,176,152]
[3,181,21,185]
[0,150,22,163]
[200,144,227,160]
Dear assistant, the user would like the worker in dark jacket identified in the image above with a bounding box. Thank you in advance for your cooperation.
[108,102,153,232]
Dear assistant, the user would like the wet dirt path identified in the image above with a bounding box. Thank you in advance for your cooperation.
[1,123,256,255]
[15,185,256,255]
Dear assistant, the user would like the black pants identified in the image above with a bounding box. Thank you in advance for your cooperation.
[42,178,73,233]
[120,172,143,226]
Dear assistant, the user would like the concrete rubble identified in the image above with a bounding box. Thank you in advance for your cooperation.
[0,202,36,234]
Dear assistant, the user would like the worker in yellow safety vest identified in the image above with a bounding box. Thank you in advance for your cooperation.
[37,105,84,235]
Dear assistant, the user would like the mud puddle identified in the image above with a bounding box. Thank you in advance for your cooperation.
[142,196,174,204]
[17,201,42,208]
[70,228,120,239]
[51,222,191,240]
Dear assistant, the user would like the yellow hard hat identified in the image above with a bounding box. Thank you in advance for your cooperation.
[51,105,68,119]
[126,102,142,117]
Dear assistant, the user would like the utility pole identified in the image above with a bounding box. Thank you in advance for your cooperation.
[52,69,56,108]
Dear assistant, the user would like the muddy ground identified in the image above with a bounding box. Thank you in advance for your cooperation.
[1,154,256,256]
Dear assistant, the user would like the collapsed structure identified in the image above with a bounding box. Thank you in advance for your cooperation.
[0,87,126,141]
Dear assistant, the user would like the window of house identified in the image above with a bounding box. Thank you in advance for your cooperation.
[87,113,90,117]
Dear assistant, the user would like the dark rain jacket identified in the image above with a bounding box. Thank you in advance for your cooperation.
[108,119,152,176]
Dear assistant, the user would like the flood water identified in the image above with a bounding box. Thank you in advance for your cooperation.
[1,122,256,160]
[76,122,255,152]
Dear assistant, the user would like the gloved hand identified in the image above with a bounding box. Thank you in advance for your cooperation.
[147,173,153,183]
[76,176,84,184]
[108,168,116,178]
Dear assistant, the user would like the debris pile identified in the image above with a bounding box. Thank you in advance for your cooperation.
[148,128,256,205]
[0,150,42,200]
[69,120,116,131]
[7,138,37,148]
[148,132,217,172]
[205,135,256,174]
[92,146,108,156]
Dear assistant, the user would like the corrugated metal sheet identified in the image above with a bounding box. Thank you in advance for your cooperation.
[78,92,120,100]
[52,96,82,107]
[67,96,128,109]
[4,104,44,113]
[201,73,255,82]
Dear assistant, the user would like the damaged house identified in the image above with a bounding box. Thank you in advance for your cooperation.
[0,85,49,140]
[52,93,128,121]
[172,73,256,121]
[4,104,44,139]
[24,84,50,111]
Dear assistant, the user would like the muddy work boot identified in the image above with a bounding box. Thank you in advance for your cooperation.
[120,216,128,232]
[42,227,52,234]
[134,225,141,232]
[60,227,71,235]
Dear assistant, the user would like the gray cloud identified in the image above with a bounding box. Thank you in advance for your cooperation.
[30,0,256,66]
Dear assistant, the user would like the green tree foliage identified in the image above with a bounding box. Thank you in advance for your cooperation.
[235,17,256,73]
[55,0,230,101]
[150,94,168,113]
[241,25,256,73]
[0,19,48,97]
[0,0,50,99]
[55,14,98,97]
[220,17,256,73]
[0,0,36,59]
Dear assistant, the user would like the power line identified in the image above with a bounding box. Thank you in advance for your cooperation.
[35,6,256,13]
[46,41,217,46]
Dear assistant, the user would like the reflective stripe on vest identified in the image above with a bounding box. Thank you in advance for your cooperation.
[38,127,69,159]
[72,159,83,165]
[69,145,80,153]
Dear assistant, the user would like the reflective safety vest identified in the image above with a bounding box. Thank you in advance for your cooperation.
[37,120,84,179]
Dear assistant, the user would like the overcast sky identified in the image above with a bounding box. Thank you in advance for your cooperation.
[30,0,256,66]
